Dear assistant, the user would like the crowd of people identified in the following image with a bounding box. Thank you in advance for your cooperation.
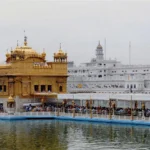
[0,105,3,112]
[23,103,150,117]
[0,102,149,117]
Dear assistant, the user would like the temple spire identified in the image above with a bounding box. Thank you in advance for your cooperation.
[96,40,103,61]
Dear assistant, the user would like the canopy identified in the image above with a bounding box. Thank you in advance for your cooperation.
[58,93,150,101]
[58,93,109,100]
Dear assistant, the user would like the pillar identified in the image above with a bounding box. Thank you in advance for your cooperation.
[130,95,133,120]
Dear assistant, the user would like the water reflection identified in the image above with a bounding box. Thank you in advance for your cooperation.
[0,120,150,150]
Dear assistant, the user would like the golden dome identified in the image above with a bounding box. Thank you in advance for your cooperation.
[13,36,38,56]
[7,95,15,103]
[58,49,65,54]
[14,46,38,55]
[11,36,40,58]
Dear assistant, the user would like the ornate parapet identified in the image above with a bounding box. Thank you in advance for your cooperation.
[33,65,52,69]
[33,62,52,69]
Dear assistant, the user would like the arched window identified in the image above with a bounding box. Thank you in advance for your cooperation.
[59,85,63,92]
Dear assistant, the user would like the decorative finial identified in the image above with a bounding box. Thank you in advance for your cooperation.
[24,36,27,46]
[42,48,46,57]
[60,43,61,49]
[99,41,100,46]
[17,40,19,47]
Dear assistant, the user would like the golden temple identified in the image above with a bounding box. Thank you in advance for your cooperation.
[0,36,68,110]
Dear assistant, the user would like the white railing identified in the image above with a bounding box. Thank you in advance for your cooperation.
[13,111,54,116]
[0,110,150,122]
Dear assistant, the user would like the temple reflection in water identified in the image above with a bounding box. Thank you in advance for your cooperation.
[0,36,68,111]
[0,120,150,150]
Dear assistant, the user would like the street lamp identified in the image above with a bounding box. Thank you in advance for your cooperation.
[90,96,93,119]
[130,86,133,120]
[109,97,112,120]
[72,100,75,118]
[142,102,145,119]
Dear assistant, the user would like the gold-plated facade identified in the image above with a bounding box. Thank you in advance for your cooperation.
[0,37,68,102]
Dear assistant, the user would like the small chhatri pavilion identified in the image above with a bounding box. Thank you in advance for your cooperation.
[0,36,68,111]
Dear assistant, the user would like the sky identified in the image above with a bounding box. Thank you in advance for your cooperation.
[0,0,150,66]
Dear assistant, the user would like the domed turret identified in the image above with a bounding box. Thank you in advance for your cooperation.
[97,41,102,49]
[6,52,11,58]
[54,43,67,62]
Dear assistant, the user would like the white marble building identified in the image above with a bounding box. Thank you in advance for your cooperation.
[67,42,150,94]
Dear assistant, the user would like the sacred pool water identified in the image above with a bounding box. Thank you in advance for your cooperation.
[0,120,150,150]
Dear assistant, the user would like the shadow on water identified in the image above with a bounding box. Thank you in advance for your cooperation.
[0,119,150,150]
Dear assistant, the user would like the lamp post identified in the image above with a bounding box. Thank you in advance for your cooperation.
[112,101,116,117]
[142,102,145,119]
[72,100,75,118]
[90,96,92,119]
[63,99,67,113]
[109,98,112,120]
[41,98,44,107]
[56,97,59,116]
[86,100,89,116]
[130,95,133,120]
[134,100,137,116]
[62,101,64,113]
[130,86,133,120]
[86,100,89,109]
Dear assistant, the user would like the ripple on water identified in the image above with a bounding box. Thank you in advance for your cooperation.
[0,120,150,150]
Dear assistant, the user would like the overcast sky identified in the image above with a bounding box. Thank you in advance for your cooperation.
[0,0,150,65]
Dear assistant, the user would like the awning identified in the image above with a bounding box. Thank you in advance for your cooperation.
[57,93,150,101]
